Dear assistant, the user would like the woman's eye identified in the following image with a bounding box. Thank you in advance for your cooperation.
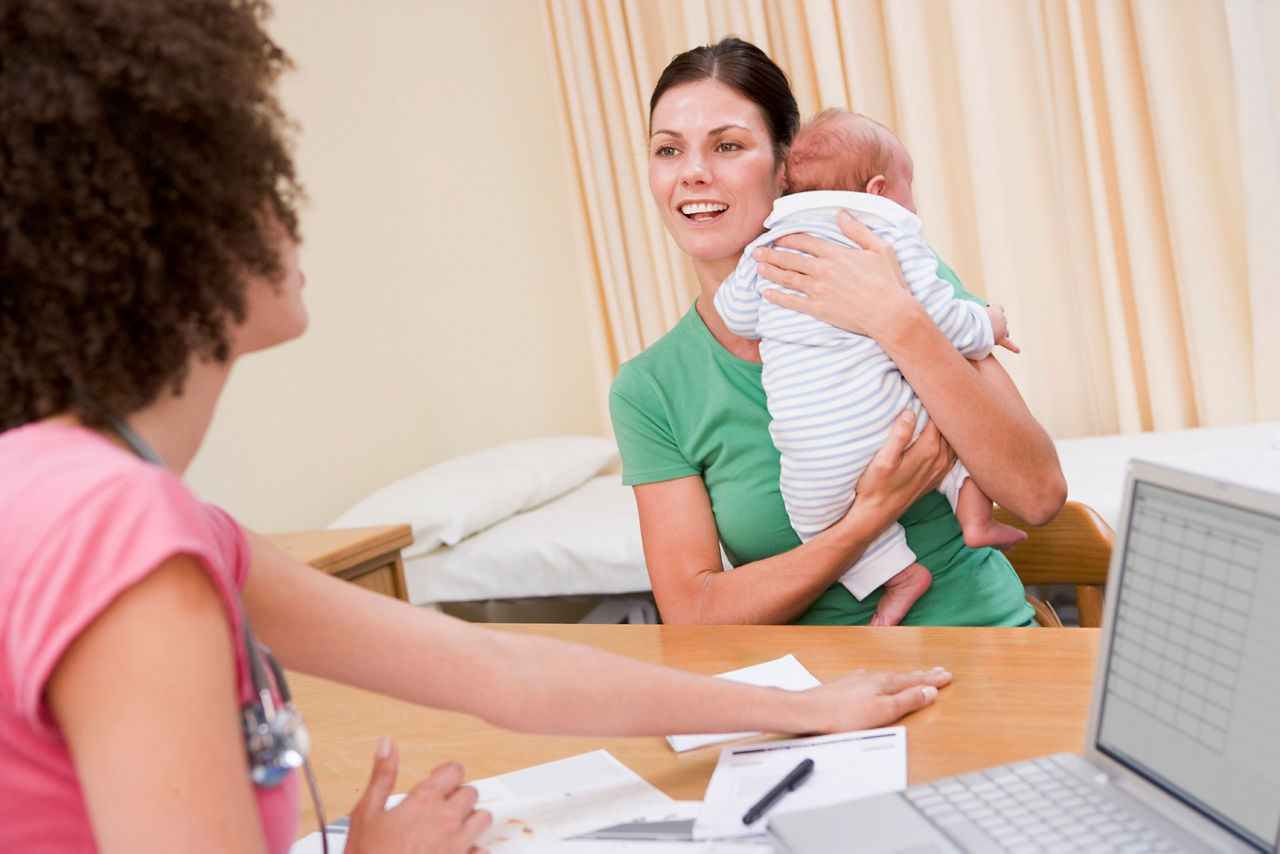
[654,145,678,158]
[716,141,743,153]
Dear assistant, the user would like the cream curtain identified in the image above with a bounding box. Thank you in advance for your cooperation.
[540,0,1280,438]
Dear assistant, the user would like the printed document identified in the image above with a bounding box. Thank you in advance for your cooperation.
[692,727,907,840]
[291,749,675,854]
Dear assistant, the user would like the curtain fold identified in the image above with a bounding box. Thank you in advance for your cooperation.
[1225,0,1280,422]
[541,0,1280,437]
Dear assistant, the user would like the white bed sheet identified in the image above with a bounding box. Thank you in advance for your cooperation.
[1055,421,1280,527]
[402,422,1280,605]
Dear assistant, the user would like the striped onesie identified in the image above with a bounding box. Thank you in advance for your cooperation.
[714,191,994,599]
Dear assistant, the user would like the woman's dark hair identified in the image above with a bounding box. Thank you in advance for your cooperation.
[0,0,302,431]
[649,37,799,163]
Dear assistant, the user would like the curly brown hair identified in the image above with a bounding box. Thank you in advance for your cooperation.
[0,0,303,430]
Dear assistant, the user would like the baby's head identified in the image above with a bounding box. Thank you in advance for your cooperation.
[785,109,916,213]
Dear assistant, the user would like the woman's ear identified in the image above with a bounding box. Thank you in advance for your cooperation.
[865,174,887,197]
[775,160,788,195]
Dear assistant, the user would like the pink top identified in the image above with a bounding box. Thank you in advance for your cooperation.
[0,422,299,852]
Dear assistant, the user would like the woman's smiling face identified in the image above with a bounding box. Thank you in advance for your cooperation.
[648,78,785,285]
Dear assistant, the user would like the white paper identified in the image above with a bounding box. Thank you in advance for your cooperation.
[666,654,822,752]
[291,751,672,853]
[523,801,773,852]
[692,727,907,840]
[523,839,773,852]
[290,827,345,854]
[290,794,407,854]
[470,749,675,851]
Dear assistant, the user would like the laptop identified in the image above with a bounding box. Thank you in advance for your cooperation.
[769,460,1280,853]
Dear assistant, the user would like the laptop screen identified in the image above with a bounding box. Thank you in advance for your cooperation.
[1095,476,1280,850]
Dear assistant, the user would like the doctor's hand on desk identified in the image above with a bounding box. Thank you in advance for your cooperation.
[804,667,952,733]
[345,737,492,854]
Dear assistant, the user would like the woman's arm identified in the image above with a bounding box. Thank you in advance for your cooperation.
[754,212,1065,524]
[636,412,953,624]
[46,558,270,853]
[48,557,490,854]
[241,519,951,737]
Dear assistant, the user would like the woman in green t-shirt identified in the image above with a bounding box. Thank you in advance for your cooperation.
[610,38,1065,627]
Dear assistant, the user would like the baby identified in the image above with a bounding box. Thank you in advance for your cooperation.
[715,109,1025,626]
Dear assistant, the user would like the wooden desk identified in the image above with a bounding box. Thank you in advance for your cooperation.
[290,624,1098,836]
[265,525,412,601]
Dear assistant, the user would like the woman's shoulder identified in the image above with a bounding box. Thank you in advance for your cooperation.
[612,302,767,420]
[1,422,189,510]
[0,423,252,760]
[612,305,707,389]
[0,422,242,585]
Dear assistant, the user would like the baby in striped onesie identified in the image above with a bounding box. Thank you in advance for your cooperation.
[714,109,1025,626]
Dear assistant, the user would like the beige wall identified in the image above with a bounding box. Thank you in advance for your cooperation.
[186,1,606,532]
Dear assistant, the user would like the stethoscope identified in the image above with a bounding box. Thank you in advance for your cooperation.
[104,412,330,852]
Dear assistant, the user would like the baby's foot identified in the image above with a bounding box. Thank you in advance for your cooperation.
[869,562,933,627]
[961,519,1029,551]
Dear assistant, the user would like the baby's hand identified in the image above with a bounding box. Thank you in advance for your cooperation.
[986,304,1020,354]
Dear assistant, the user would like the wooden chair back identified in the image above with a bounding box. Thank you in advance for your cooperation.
[993,501,1115,627]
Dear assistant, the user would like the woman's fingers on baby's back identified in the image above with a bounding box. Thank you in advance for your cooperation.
[904,421,955,481]
[881,411,917,455]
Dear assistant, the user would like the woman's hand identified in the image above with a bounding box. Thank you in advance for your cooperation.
[753,210,918,338]
[627,412,955,626]
[751,211,1064,523]
[804,667,953,732]
[346,738,491,854]
[844,411,956,524]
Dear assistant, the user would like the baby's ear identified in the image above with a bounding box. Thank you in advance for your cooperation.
[865,174,887,196]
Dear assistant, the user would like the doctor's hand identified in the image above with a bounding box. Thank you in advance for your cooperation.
[345,737,492,854]
[848,411,955,524]
[804,666,953,732]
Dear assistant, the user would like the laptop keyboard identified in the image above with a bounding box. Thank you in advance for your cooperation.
[904,755,1191,853]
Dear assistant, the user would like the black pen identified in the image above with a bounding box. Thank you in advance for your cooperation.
[741,757,815,825]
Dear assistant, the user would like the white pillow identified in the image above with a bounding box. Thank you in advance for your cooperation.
[328,436,619,558]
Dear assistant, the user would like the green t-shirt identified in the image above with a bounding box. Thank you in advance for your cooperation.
[609,275,1033,626]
